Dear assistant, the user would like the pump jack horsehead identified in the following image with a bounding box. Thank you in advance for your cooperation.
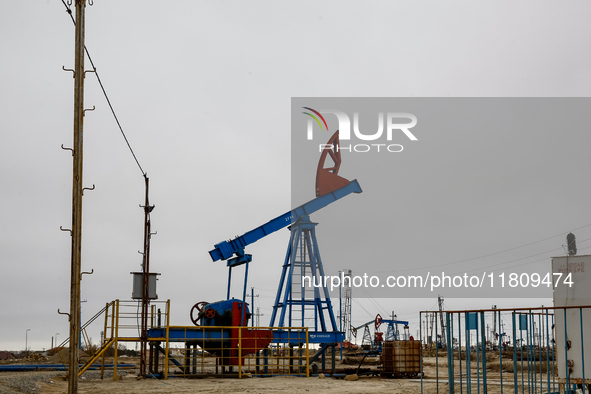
[316,131,351,197]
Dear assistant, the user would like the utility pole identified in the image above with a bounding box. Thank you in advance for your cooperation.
[255,307,263,327]
[438,295,446,347]
[139,175,155,378]
[492,305,497,342]
[249,288,258,327]
[25,329,31,355]
[337,272,342,333]
[68,1,86,392]
[429,313,435,346]
[342,270,352,341]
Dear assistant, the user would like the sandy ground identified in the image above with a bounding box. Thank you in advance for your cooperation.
[38,374,425,394]
[0,355,557,394]
[31,372,538,394]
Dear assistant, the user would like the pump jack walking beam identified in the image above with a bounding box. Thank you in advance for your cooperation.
[208,131,360,268]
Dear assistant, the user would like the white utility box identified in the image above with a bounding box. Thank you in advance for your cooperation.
[131,272,159,300]
[552,255,591,385]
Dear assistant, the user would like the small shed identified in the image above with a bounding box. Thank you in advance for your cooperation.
[0,351,16,360]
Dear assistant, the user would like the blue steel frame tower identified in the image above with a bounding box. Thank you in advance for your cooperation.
[208,180,362,332]
[269,215,338,332]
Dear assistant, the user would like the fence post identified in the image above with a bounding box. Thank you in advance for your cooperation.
[466,313,472,394]
[581,308,586,394]
[512,313,517,393]
[306,328,309,378]
[545,309,550,393]
[480,312,487,394]
[238,327,242,379]
[165,300,170,379]
[476,315,480,394]
[420,313,423,394]
[447,312,454,394]
[459,313,463,394]
[101,302,109,379]
[497,309,503,394]
[436,312,439,394]
[113,299,119,382]
[564,308,569,391]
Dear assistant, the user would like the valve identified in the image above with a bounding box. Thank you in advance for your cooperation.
[205,308,216,319]
[190,301,208,326]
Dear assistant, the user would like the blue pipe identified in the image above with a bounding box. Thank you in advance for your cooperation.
[0,363,134,372]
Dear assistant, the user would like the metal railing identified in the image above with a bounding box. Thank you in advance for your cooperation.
[419,306,591,394]
[69,299,311,379]
[54,299,171,379]
[147,326,310,379]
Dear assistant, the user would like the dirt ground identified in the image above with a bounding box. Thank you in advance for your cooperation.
[38,374,425,394]
[1,355,555,394]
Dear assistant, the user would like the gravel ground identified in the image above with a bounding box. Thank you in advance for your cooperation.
[0,370,129,394]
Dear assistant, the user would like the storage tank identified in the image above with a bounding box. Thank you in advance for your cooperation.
[381,340,421,377]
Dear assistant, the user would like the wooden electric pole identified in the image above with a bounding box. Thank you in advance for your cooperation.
[139,175,154,377]
[68,1,86,392]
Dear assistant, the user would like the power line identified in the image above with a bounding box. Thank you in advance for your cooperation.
[469,243,591,275]
[374,222,591,274]
[453,237,591,276]
[60,0,146,177]
[352,298,374,320]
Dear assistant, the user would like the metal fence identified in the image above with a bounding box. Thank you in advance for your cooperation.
[77,300,311,379]
[419,306,590,394]
[148,326,310,378]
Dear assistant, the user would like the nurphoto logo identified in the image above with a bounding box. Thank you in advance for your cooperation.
[302,107,418,153]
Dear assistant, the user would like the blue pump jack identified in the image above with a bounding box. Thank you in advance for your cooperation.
[208,179,362,332]
[206,131,362,371]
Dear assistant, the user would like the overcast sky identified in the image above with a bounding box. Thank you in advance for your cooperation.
[2,1,591,351]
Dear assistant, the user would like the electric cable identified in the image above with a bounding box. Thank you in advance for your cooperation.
[455,238,591,276]
[374,222,591,274]
[60,0,146,176]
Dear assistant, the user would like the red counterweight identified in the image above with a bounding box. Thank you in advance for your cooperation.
[315,131,352,197]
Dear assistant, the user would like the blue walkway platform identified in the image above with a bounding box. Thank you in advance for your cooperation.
[147,327,344,344]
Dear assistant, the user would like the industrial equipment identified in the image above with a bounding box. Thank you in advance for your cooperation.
[202,131,362,370]
[375,314,411,342]
[189,299,273,368]
[381,340,421,378]
[352,314,410,355]
[352,320,377,350]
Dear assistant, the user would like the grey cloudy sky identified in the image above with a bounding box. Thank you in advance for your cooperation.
[2,1,591,351]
